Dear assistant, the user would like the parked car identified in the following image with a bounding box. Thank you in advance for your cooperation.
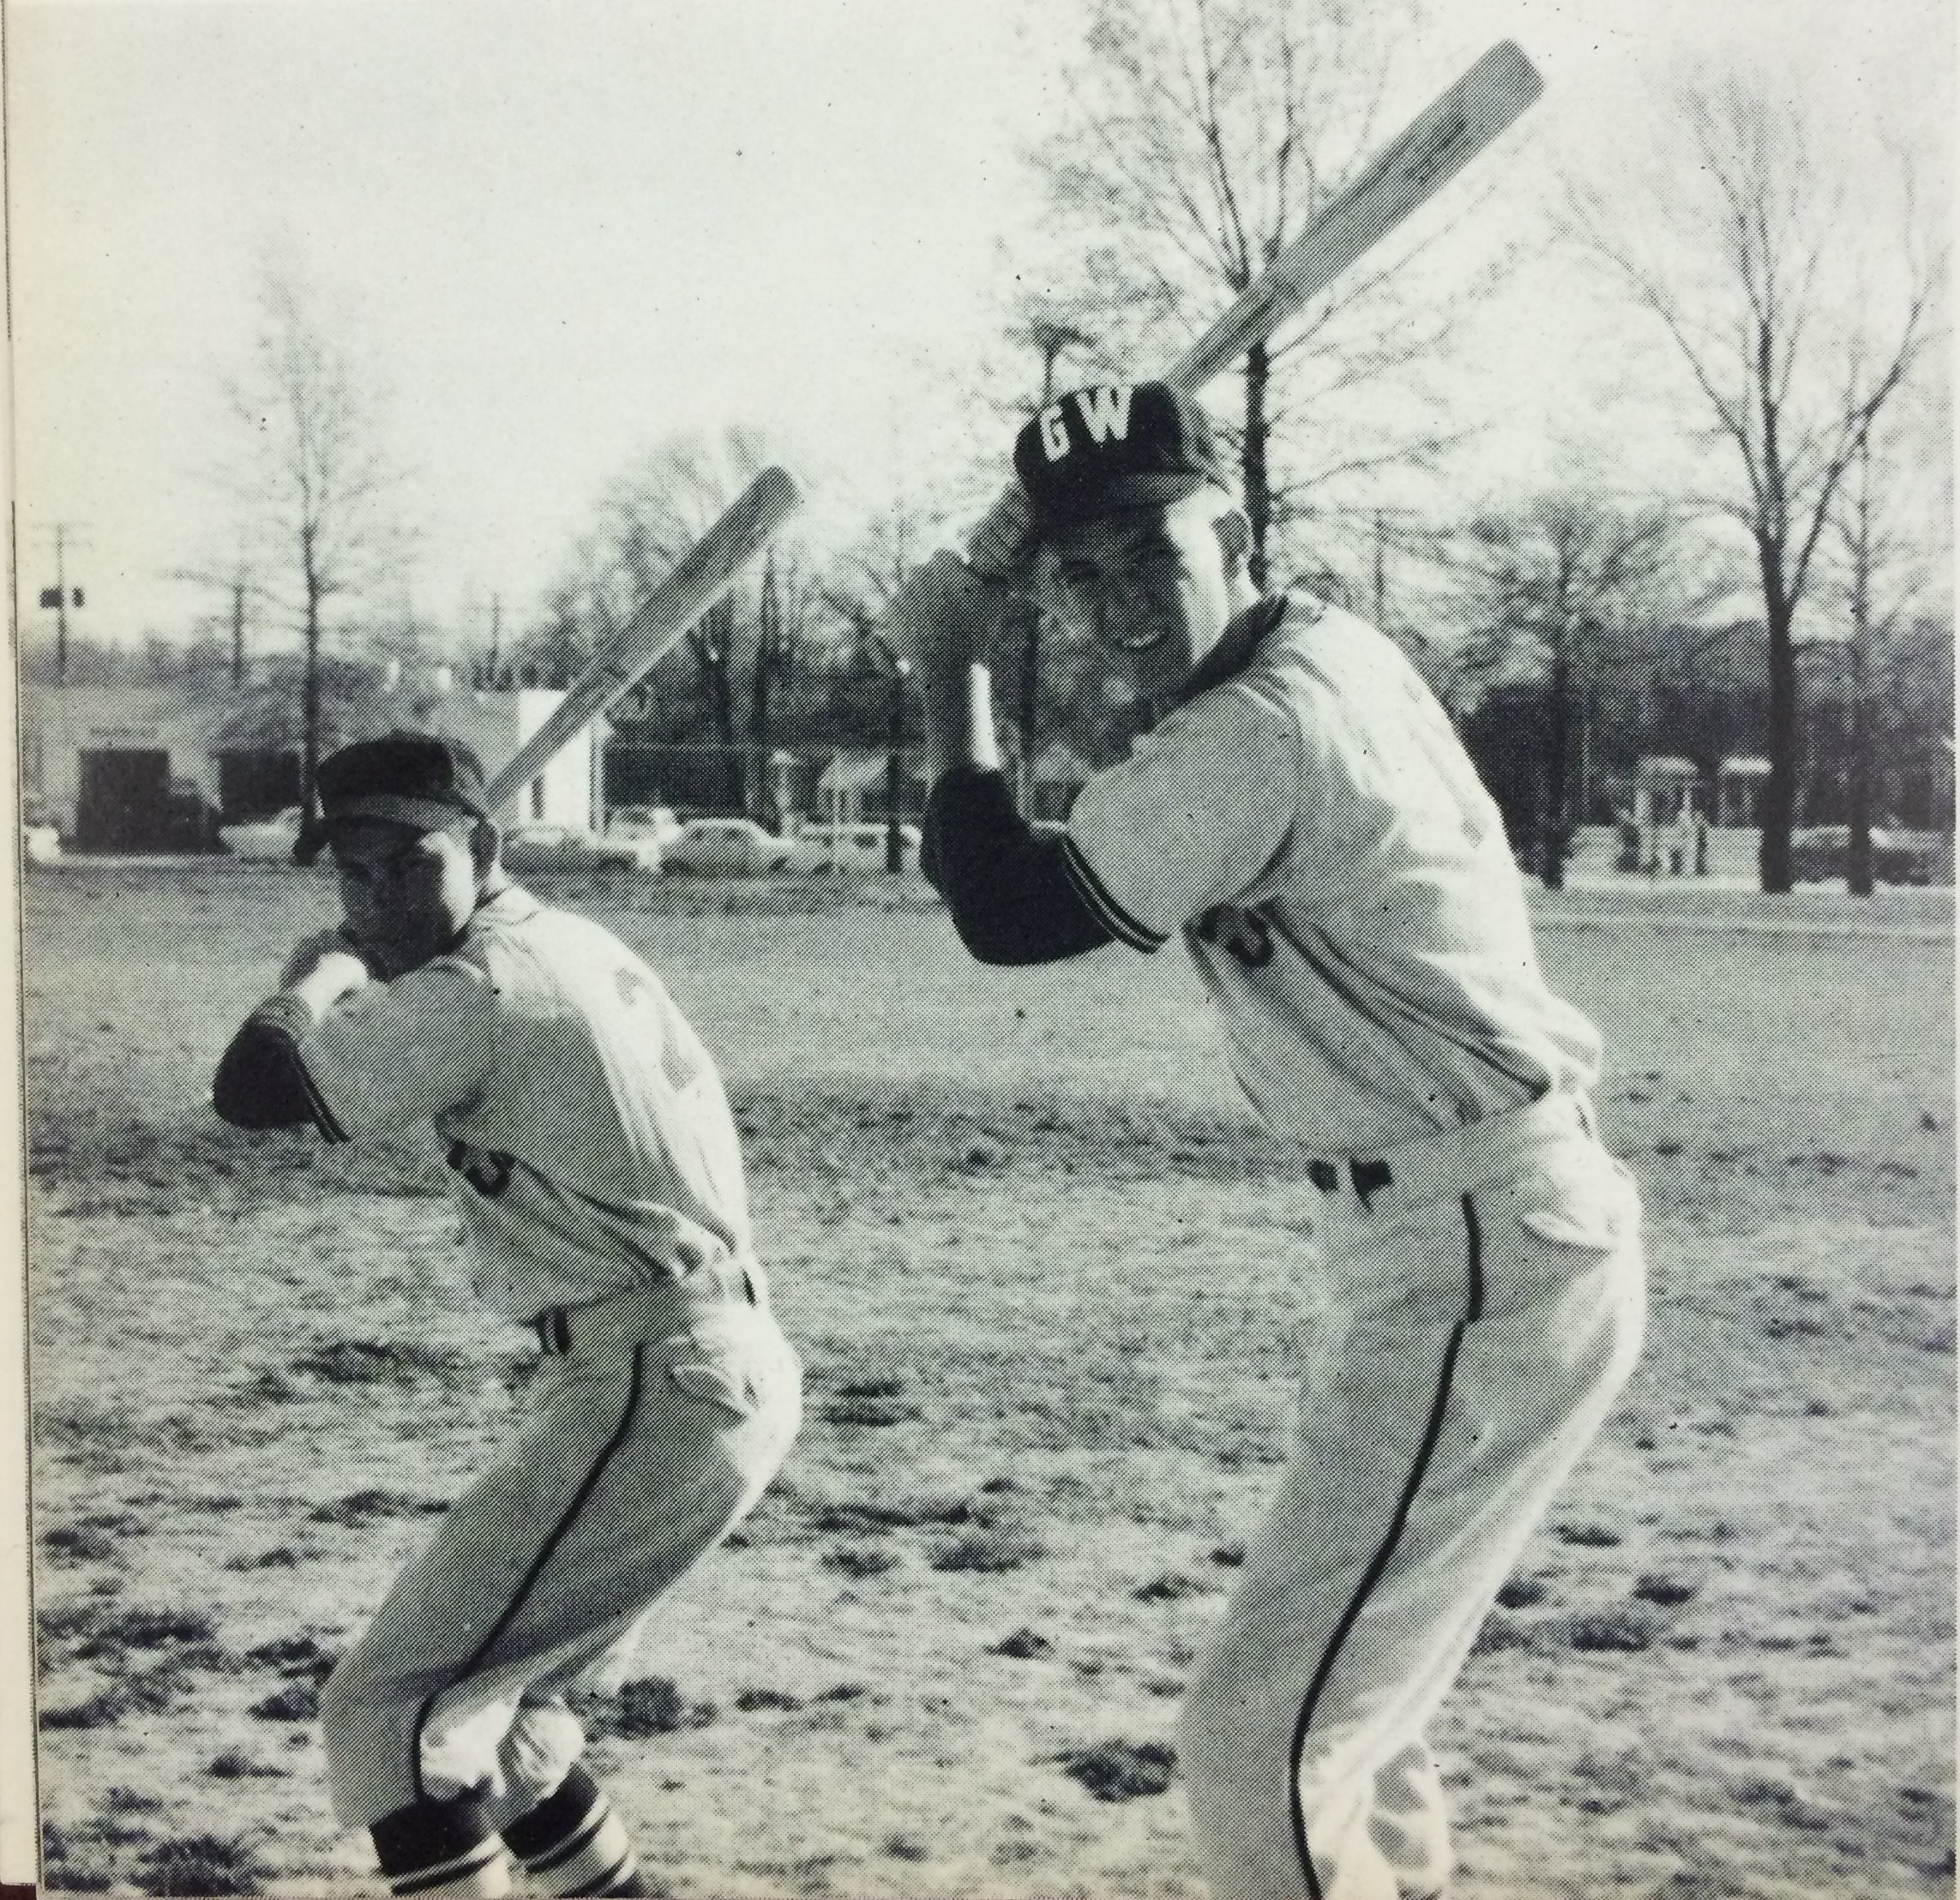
[661,817,799,876]
[165,779,225,853]
[501,822,647,874]
[794,821,922,873]
[604,804,683,868]
[607,804,683,845]
[1789,824,1945,886]
[219,806,304,861]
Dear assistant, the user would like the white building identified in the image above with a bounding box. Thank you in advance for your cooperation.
[21,675,592,851]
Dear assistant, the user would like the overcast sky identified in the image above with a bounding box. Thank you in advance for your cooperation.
[8,0,1950,650]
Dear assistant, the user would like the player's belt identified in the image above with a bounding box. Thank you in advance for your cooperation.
[1307,1091,1597,1212]
[532,1259,767,1356]
[1307,1157,1395,1209]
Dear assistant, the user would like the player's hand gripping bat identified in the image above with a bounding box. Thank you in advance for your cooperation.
[962,40,1544,580]
[487,464,804,810]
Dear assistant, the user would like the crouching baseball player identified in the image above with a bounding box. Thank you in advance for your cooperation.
[893,383,1646,1900]
[213,734,802,1898]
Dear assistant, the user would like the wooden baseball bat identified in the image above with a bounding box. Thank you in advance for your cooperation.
[486,464,803,811]
[964,40,1544,574]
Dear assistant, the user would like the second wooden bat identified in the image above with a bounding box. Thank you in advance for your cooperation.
[487,464,803,811]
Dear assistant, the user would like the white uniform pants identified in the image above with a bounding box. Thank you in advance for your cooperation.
[321,1272,802,1831]
[1181,1096,1645,1900]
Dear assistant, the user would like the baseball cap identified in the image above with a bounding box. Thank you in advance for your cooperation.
[1013,381,1232,534]
[294,731,491,865]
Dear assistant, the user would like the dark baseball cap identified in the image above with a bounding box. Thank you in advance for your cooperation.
[294,731,492,865]
[1013,381,1232,535]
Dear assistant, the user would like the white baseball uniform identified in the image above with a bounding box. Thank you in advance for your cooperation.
[260,886,803,1833]
[1058,594,1646,1900]
[926,591,1644,1900]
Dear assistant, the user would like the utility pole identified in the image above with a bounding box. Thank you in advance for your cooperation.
[862,628,913,874]
[57,527,72,685]
[36,525,88,685]
[1542,592,1572,890]
[231,577,248,689]
[168,554,256,694]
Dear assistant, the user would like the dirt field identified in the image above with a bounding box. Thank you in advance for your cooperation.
[22,860,1956,1898]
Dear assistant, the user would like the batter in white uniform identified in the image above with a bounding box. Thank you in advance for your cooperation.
[213,733,802,1900]
[895,382,1645,1900]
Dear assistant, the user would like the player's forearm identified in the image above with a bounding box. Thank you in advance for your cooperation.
[212,951,368,1133]
[921,769,1114,965]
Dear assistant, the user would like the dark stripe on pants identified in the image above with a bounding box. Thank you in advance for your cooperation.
[1286,1195,1484,1899]
[409,1346,648,1804]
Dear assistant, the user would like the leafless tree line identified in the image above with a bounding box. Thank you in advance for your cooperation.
[163,3,1946,887]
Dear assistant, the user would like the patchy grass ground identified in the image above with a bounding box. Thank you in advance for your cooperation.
[23,859,1955,1898]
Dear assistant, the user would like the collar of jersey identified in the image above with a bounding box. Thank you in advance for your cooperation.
[1169,592,1290,709]
[462,880,541,937]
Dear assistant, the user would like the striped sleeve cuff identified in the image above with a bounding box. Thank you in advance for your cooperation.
[1058,834,1167,952]
[247,996,350,1143]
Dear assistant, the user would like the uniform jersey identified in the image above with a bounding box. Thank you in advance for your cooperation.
[1059,592,1602,1156]
[292,885,752,1323]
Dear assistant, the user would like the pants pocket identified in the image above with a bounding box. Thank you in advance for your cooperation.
[664,1312,799,1425]
[1518,1205,1622,1250]
[666,1355,760,1422]
[1506,1144,1643,1254]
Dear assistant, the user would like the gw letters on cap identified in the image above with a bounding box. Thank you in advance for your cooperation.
[1013,380,1232,532]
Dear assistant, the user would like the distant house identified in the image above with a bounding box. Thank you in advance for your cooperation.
[21,674,595,851]
[814,749,929,824]
[1632,755,1702,827]
[24,685,240,851]
[1715,756,1771,827]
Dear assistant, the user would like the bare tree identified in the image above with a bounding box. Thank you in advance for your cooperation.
[1455,493,1680,886]
[1824,408,1951,893]
[218,265,417,807]
[1838,437,1884,895]
[171,556,265,690]
[1027,0,1519,586]
[825,478,953,625]
[580,427,800,815]
[746,545,829,820]
[1569,70,1942,891]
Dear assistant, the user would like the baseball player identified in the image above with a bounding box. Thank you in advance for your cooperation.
[212,733,802,1899]
[891,382,1646,1900]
